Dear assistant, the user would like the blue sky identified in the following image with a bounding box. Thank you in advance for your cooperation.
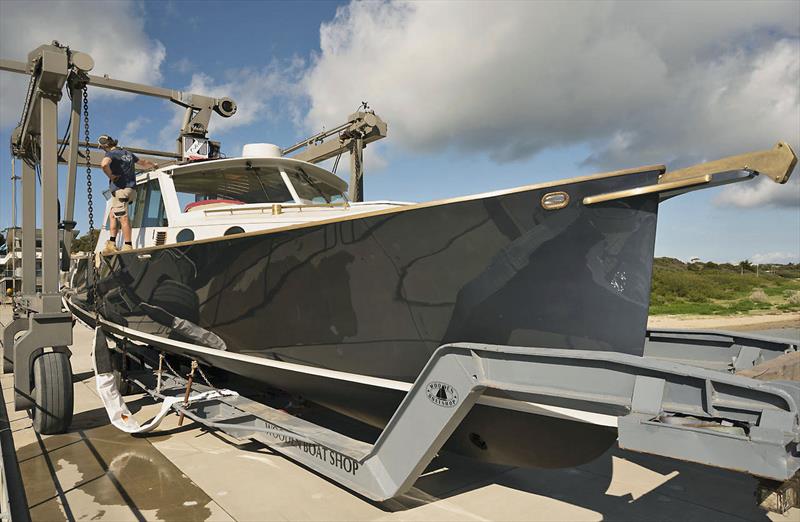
[0,0,798,264]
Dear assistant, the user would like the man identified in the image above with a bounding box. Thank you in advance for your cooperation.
[98,135,158,253]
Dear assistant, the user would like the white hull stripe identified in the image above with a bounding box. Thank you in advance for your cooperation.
[71,303,618,427]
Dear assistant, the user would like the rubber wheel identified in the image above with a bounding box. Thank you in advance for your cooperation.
[31,351,74,435]
[150,280,199,323]
[112,352,137,396]
[112,368,136,396]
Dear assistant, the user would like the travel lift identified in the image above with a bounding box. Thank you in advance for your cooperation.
[0,42,798,512]
[0,42,385,429]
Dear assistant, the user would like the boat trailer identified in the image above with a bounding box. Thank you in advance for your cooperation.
[98,327,799,511]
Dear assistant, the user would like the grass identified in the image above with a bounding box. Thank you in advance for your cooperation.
[649,258,800,316]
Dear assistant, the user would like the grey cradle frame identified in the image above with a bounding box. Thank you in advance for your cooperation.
[99,327,800,503]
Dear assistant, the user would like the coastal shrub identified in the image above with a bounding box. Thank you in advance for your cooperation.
[649,258,800,316]
[726,299,771,313]
[748,288,769,303]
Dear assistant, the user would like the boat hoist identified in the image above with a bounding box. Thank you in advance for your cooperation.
[1,41,798,513]
[0,41,386,436]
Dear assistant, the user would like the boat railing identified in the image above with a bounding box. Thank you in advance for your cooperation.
[201,200,410,216]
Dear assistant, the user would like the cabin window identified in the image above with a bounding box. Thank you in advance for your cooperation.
[132,180,168,227]
[283,166,347,204]
[173,165,294,212]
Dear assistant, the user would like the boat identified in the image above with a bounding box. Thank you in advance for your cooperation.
[66,140,797,470]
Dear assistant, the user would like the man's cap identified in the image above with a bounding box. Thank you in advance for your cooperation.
[98,135,117,146]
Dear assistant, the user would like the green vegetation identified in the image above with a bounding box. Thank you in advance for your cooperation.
[70,229,100,254]
[650,258,800,316]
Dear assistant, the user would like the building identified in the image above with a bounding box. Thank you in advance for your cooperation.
[0,227,43,300]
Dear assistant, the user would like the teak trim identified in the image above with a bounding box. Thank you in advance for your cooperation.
[583,175,711,205]
[659,142,797,185]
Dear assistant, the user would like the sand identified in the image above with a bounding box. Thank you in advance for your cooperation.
[648,312,800,331]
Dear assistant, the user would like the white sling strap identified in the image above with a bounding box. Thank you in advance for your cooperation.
[92,327,237,433]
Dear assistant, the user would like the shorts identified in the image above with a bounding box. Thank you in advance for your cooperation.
[111,188,136,218]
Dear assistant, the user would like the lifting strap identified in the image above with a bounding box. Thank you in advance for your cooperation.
[92,327,237,433]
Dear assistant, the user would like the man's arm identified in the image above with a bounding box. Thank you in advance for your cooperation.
[136,158,158,170]
[101,157,116,180]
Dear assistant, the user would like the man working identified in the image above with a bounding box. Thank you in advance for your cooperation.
[98,135,158,253]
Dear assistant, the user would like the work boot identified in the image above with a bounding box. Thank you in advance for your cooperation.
[121,244,133,252]
[103,240,117,254]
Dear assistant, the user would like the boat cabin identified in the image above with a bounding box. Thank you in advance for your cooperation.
[96,155,407,251]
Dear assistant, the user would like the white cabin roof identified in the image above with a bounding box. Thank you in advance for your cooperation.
[137,156,347,193]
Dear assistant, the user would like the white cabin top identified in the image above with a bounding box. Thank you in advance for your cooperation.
[98,156,411,251]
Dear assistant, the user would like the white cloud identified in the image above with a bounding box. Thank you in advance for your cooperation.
[158,57,307,146]
[302,1,799,188]
[0,0,165,128]
[751,251,800,264]
[172,57,194,75]
[715,174,800,208]
[118,116,156,150]
[316,140,389,179]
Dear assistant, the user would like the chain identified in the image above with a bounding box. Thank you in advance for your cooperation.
[195,364,217,391]
[159,353,218,391]
[162,353,181,378]
[83,87,93,233]
[82,86,99,317]
[17,76,36,128]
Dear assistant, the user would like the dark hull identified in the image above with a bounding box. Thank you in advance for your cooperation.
[70,168,660,467]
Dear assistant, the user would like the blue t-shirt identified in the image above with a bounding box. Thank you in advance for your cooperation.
[105,148,139,191]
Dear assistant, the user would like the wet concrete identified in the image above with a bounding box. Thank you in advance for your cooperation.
[2,304,799,521]
[3,307,233,521]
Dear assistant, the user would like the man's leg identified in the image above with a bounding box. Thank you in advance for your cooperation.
[120,215,132,243]
[119,188,136,251]
[109,216,118,240]
[104,217,119,254]
[104,190,124,254]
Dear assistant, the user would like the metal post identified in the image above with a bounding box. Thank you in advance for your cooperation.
[349,137,364,202]
[63,86,82,253]
[39,94,60,313]
[21,161,36,298]
[10,159,19,292]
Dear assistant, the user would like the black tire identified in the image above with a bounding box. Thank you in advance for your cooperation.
[112,351,137,396]
[112,367,136,396]
[150,280,199,323]
[31,351,74,435]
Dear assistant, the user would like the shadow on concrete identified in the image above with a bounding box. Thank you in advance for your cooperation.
[71,370,95,383]
[167,391,774,521]
[388,444,774,521]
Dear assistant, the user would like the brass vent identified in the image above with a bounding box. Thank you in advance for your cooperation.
[541,191,570,210]
[155,231,167,246]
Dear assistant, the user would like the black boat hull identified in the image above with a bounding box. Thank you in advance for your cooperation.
[69,167,661,468]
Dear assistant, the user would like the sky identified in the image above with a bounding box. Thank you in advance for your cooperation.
[0,0,798,264]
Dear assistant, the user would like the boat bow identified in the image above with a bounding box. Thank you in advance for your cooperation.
[583,141,797,205]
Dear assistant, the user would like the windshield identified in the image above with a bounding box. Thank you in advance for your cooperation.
[173,165,294,212]
[283,166,347,204]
